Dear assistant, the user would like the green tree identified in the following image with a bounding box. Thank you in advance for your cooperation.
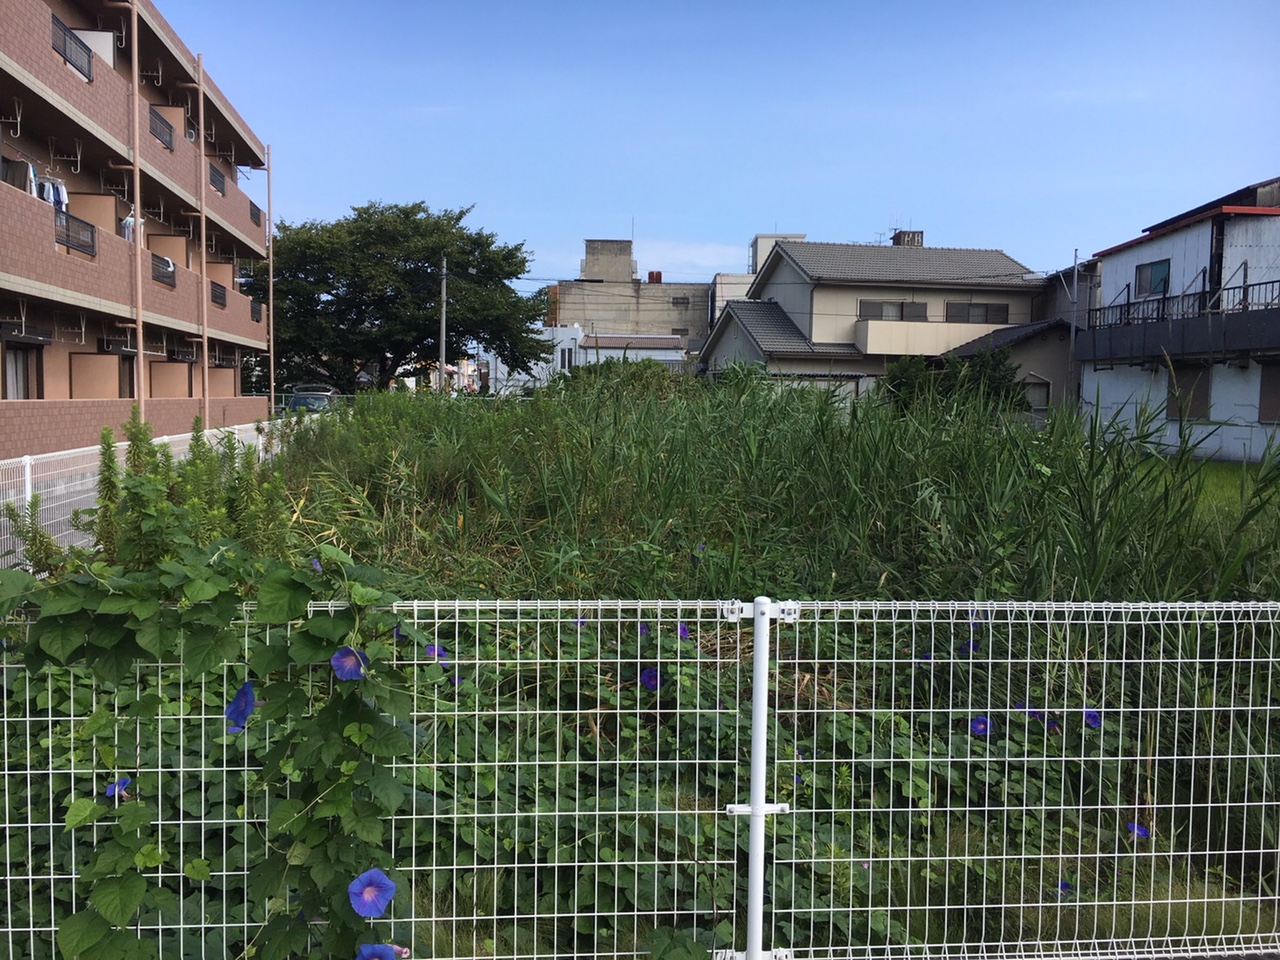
[256,202,550,393]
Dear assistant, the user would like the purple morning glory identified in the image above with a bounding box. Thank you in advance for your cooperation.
[678,622,690,639]
[970,716,990,737]
[1058,879,1073,894]
[105,776,131,798]
[225,681,255,733]
[1128,822,1150,839]
[1047,718,1062,734]
[640,667,662,691]
[1084,709,1102,729]
[348,867,396,918]
[639,623,650,637]
[962,639,980,655]
[331,646,370,681]
[423,644,451,666]
[311,558,322,573]
[356,946,400,960]
[1016,702,1045,721]
[393,622,407,641]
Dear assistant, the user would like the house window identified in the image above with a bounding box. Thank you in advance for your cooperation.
[1136,259,1170,298]
[945,302,1010,323]
[559,347,575,371]
[3,344,42,399]
[860,300,927,321]
[1167,364,1209,421]
[1260,364,1280,423]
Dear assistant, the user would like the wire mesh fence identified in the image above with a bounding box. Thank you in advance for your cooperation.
[3,600,1280,960]
[0,422,269,566]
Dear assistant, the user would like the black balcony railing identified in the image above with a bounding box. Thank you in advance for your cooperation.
[209,163,226,196]
[51,15,93,81]
[249,201,262,226]
[152,253,176,287]
[149,106,174,150]
[250,300,263,323]
[210,281,227,307]
[1088,278,1280,329]
[54,210,96,257]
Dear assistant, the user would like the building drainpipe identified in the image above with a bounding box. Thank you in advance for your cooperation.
[267,143,275,416]
[129,0,145,420]
[196,54,209,427]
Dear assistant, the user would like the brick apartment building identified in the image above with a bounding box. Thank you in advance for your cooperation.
[0,0,270,458]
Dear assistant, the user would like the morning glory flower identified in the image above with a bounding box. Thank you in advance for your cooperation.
[356,946,402,960]
[105,776,131,798]
[573,618,587,628]
[348,868,396,918]
[639,623,650,637]
[1058,879,1073,892]
[970,716,990,737]
[423,644,451,666]
[961,639,980,655]
[393,623,407,641]
[678,622,690,639]
[640,667,662,691]
[1128,822,1150,839]
[1047,718,1062,734]
[1016,701,1045,721]
[1084,708,1102,729]
[331,646,370,681]
[311,558,322,573]
[225,681,255,734]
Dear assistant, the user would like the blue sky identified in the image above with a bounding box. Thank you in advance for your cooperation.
[162,0,1279,295]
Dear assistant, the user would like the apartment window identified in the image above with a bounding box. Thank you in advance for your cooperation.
[860,300,927,321]
[671,296,690,307]
[1166,364,1210,421]
[1136,259,1170,298]
[945,302,1010,323]
[3,344,42,399]
[209,163,226,196]
[1260,364,1280,423]
[559,347,575,371]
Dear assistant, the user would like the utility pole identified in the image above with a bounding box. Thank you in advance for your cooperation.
[439,255,447,392]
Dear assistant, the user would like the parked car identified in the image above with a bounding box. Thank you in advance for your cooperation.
[280,384,339,414]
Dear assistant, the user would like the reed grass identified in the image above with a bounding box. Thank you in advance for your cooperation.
[274,362,1280,601]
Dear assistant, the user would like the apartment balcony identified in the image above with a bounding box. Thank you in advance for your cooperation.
[0,179,133,313]
[1078,279,1280,363]
[205,281,267,348]
[2,0,132,152]
[203,161,267,256]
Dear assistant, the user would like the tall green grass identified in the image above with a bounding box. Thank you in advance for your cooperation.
[274,362,1280,601]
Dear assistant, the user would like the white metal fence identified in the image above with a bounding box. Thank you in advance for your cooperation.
[0,422,269,565]
[4,599,1280,960]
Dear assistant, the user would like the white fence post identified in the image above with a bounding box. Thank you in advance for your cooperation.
[21,455,32,506]
[724,597,792,960]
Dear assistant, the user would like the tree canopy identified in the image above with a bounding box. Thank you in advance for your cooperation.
[257,202,549,393]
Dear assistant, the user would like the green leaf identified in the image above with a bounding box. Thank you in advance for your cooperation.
[183,577,224,603]
[301,610,356,641]
[37,585,91,617]
[65,798,107,830]
[255,569,311,624]
[183,858,212,882]
[348,583,384,606]
[33,616,88,663]
[57,908,110,959]
[90,871,147,926]
[268,798,307,835]
[133,843,165,869]
[117,801,153,832]
[181,624,240,676]
[0,567,35,612]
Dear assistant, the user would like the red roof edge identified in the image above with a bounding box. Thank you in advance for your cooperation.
[1094,207,1280,259]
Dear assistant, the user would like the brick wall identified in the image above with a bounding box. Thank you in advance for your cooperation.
[0,396,268,459]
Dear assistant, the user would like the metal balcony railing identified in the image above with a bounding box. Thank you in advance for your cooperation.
[149,107,174,150]
[1088,278,1280,329]
[209,163,226,196]
[249,201,261,226]
[51,15,93,81]
[54,210,96,257]
[210,281,227,307]
[151,253,176,287]
[250,300,263,323]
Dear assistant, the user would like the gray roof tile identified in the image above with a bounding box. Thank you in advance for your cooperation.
[776,241,1038,288]
[945,319,1073,357]
[725,300,862,359]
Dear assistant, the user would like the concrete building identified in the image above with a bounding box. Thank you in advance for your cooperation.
[552,240,712,355]
[701,230,1049,397]
[0,0,270,458]
[1076,177,1280,460]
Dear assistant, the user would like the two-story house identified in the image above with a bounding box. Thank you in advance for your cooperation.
[1077,177,1280,460]
[700,231,1051,396]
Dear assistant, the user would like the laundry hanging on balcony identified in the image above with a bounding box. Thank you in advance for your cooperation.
[1,157,36,196]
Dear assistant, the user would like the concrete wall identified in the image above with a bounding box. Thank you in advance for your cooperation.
[1083,361,1280,461]
[1099,221,1213,305]
[1223,217,1280,287]
[581,240,636,282]
[554,280,711,350]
